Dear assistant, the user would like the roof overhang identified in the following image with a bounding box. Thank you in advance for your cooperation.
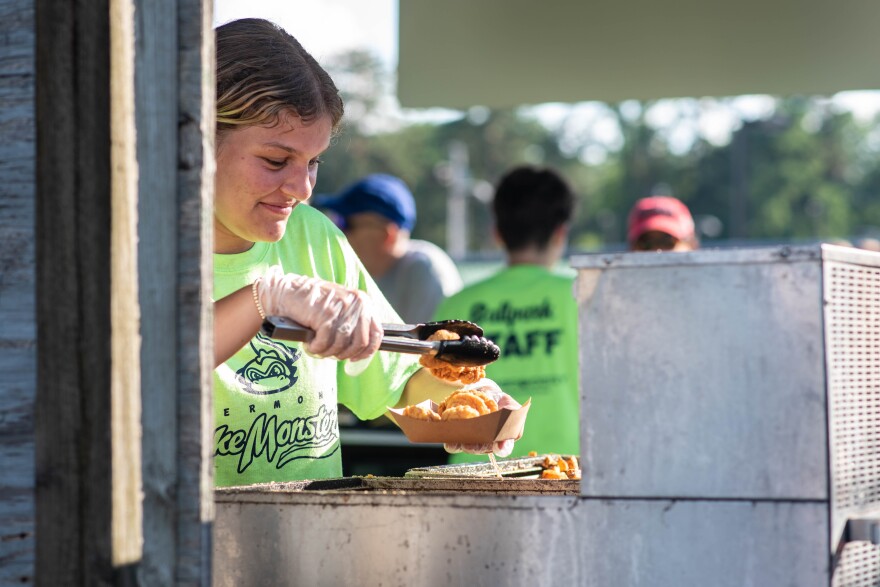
[398,0,880,109]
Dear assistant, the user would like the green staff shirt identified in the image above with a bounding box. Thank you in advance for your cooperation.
[434,264,580,462]
[213,204,421,487]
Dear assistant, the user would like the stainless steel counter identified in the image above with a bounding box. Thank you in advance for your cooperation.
[214,485,826,587]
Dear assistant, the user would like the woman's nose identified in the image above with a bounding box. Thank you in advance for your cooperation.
[281,167,313,202]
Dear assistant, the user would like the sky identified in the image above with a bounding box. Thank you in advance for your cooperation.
[213,0,880,155]
[214,0,398,67]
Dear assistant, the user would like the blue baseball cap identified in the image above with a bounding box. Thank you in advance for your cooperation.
[313,174,416,231]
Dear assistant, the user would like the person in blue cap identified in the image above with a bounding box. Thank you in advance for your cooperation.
[314,174,463,324]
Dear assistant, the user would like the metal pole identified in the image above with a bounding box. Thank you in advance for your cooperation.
[446,140,469,260]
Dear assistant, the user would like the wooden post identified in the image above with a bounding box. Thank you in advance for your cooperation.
[32,0,213,584]
[35,0,116,581]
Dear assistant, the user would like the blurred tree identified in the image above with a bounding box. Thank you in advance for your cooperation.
[315,50,880,253]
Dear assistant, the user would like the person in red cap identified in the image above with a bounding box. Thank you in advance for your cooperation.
[627,196,699,251]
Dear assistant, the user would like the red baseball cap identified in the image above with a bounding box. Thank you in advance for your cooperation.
[627,196,695,244]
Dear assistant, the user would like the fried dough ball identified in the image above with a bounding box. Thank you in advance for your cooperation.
[419,330,487,384]
[400,386,499,423]
[440,405,482,420]
[438,389,498,415]
[402,404,441,421]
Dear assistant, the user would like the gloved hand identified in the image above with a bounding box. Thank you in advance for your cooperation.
[257,265,383,362]
[443,379,522,457]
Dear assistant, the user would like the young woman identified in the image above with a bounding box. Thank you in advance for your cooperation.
[210,19,514,487]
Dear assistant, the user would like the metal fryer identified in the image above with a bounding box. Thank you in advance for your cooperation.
[572,244,880,586]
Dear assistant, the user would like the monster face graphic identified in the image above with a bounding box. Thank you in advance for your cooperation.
[235,334,300,395]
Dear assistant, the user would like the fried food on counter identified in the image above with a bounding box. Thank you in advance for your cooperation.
[540,467,569,480]
[402,404,441,421]
[539,454,581,480]
[419,329,486,384]
[401,388,500,422]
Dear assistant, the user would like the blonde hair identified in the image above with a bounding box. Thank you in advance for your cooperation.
[215,18,344,141]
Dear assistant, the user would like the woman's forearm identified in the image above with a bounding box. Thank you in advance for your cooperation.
[214,284,263,367]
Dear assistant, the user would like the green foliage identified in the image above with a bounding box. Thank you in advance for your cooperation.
[318,50,880,252]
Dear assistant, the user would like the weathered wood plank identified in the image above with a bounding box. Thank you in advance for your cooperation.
[0,0,35,584]
[175,1,214,584]
[134,0,180,581]
[110,0,143,568]
[0,351,36,587]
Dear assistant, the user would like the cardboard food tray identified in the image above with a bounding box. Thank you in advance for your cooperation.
[388,398,531,444]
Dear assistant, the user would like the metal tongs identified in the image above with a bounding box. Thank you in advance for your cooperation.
[262,316,500,367]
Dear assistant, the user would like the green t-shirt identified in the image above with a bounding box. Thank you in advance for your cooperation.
[434,264,580,462]
[213,204,421,487]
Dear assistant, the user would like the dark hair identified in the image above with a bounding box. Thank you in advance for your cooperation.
[215,18,344,141]
[492,165,576,252]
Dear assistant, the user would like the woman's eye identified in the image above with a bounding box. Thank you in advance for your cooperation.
[308,157,324,169]
[262,157,286,169]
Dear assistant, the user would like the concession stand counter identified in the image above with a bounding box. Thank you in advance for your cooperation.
[213,244,880,587]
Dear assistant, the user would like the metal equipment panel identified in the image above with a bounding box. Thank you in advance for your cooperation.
[572,246,828,499]
[213,492,827,587]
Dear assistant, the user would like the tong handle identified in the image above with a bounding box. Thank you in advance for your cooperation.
[262,316,436,355]
[262,316,499,366]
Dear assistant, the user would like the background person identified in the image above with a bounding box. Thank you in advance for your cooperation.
[433,165,580,462]
[314,174,463,324]
[211,18,513,487]
[627,195,699,251]
[857,237,880,252]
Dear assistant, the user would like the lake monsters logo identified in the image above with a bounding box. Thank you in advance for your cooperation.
[235,334,300,395]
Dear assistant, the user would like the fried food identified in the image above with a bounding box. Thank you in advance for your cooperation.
[402,404,441,421]
[420,359,486,384]
[420,329,487,383]
[540,468,568,480]
[440,405,482,420]
[400,387,500,423]
[438,389,498,416]
[539,454,581,480]
[426,328,459,341]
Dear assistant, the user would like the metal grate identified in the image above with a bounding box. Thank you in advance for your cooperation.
[832,543,880,587]
[827,261,880,586]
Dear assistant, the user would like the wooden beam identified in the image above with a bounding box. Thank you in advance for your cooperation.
[136,0,215,583]
[35,0,115,581]
[0,1,37,582]
[110,0,143,567]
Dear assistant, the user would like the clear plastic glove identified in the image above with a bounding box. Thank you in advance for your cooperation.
[257,265,383,362]
[443,379,521,457]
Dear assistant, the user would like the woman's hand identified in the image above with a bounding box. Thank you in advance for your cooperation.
[257,265,383,362]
